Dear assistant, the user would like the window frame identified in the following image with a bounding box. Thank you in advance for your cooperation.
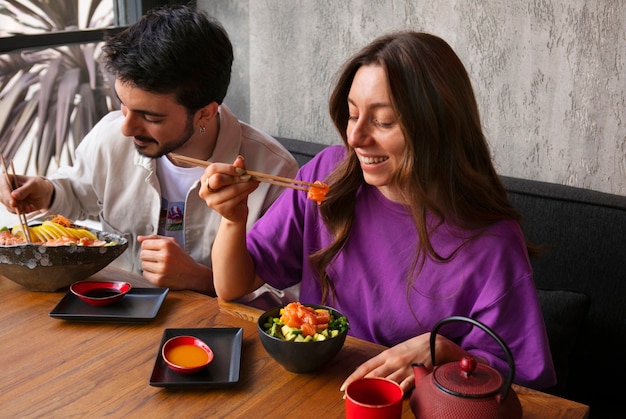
[0,28,126,54]
[0,0,179,54]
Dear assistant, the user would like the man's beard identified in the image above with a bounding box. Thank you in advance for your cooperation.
[134,117,195,158]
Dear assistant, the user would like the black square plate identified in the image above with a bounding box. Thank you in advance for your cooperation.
[49,287,169,322]
[149,328,243,388]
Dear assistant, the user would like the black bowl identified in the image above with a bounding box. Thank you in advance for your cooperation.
[257,304,348,373]
[0,229,128,292]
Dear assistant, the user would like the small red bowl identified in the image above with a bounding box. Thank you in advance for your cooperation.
[162,335,214,374]
[70,280,132,307]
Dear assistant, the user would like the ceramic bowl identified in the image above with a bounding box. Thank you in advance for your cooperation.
[70,280,132,306]
[162,335,215,374]
[0,228,128,292]
[257,304,348,373]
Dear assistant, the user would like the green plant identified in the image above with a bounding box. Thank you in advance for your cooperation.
[0,0,118,175]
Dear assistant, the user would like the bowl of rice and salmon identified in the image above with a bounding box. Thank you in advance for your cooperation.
[257,302,350,373]
[0,215,128,292]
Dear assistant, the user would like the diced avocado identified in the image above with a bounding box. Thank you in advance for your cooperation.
[281,325,303,341]
[268,323,282,338]
[281,324,291,337]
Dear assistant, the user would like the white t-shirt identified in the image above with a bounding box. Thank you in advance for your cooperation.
[156,156,205,247]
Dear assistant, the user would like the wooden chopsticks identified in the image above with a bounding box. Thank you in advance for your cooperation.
[1,156,32,243]
[168,153,317,192]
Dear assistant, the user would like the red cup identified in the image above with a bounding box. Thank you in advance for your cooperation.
[345,377,403,419]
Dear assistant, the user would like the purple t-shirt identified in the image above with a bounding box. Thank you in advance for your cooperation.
[247,145,556,389]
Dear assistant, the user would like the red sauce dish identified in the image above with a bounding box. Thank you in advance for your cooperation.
[70,280,132,307]
[162,335,214,374]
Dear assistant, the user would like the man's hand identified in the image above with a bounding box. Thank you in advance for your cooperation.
[0,175,55,214]
[138,234,214,294]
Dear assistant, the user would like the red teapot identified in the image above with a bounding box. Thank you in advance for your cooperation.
[410,316,522,419]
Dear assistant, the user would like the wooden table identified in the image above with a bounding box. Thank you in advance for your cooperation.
[0,266,590,418]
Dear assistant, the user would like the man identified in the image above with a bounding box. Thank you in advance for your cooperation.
[0,5,298,301]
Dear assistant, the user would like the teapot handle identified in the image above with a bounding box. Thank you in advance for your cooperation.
[430,316,516,401]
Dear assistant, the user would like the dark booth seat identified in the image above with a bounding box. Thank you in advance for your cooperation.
[277,137,626,418]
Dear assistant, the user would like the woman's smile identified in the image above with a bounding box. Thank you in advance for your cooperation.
[357,153,389,165]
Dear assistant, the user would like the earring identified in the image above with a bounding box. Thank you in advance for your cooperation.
[199,126,206,135]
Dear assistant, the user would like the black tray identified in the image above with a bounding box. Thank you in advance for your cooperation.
[49,287,169,322]
[149,327,243,389]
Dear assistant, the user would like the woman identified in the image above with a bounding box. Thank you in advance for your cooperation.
[200,31,556,393]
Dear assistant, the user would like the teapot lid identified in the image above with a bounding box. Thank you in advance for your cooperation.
[432,356,503,397]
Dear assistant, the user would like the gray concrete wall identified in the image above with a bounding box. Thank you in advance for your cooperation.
[199,0,625,196]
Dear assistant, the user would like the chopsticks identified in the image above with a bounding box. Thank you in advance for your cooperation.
[168,153,317,192]
[1,156,32,243]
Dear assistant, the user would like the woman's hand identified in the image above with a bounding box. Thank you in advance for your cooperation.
[200,155,261,301]
[340,333,480,395]
[199,155,258,223]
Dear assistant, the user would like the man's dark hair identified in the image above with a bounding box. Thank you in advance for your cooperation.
[102,4,233,112]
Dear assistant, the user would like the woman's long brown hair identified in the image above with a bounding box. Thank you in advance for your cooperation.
[310,32,530,304]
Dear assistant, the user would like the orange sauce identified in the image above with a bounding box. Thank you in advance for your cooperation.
[167,344,209,368]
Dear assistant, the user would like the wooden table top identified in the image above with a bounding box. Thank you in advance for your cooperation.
[0,266,590,418]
